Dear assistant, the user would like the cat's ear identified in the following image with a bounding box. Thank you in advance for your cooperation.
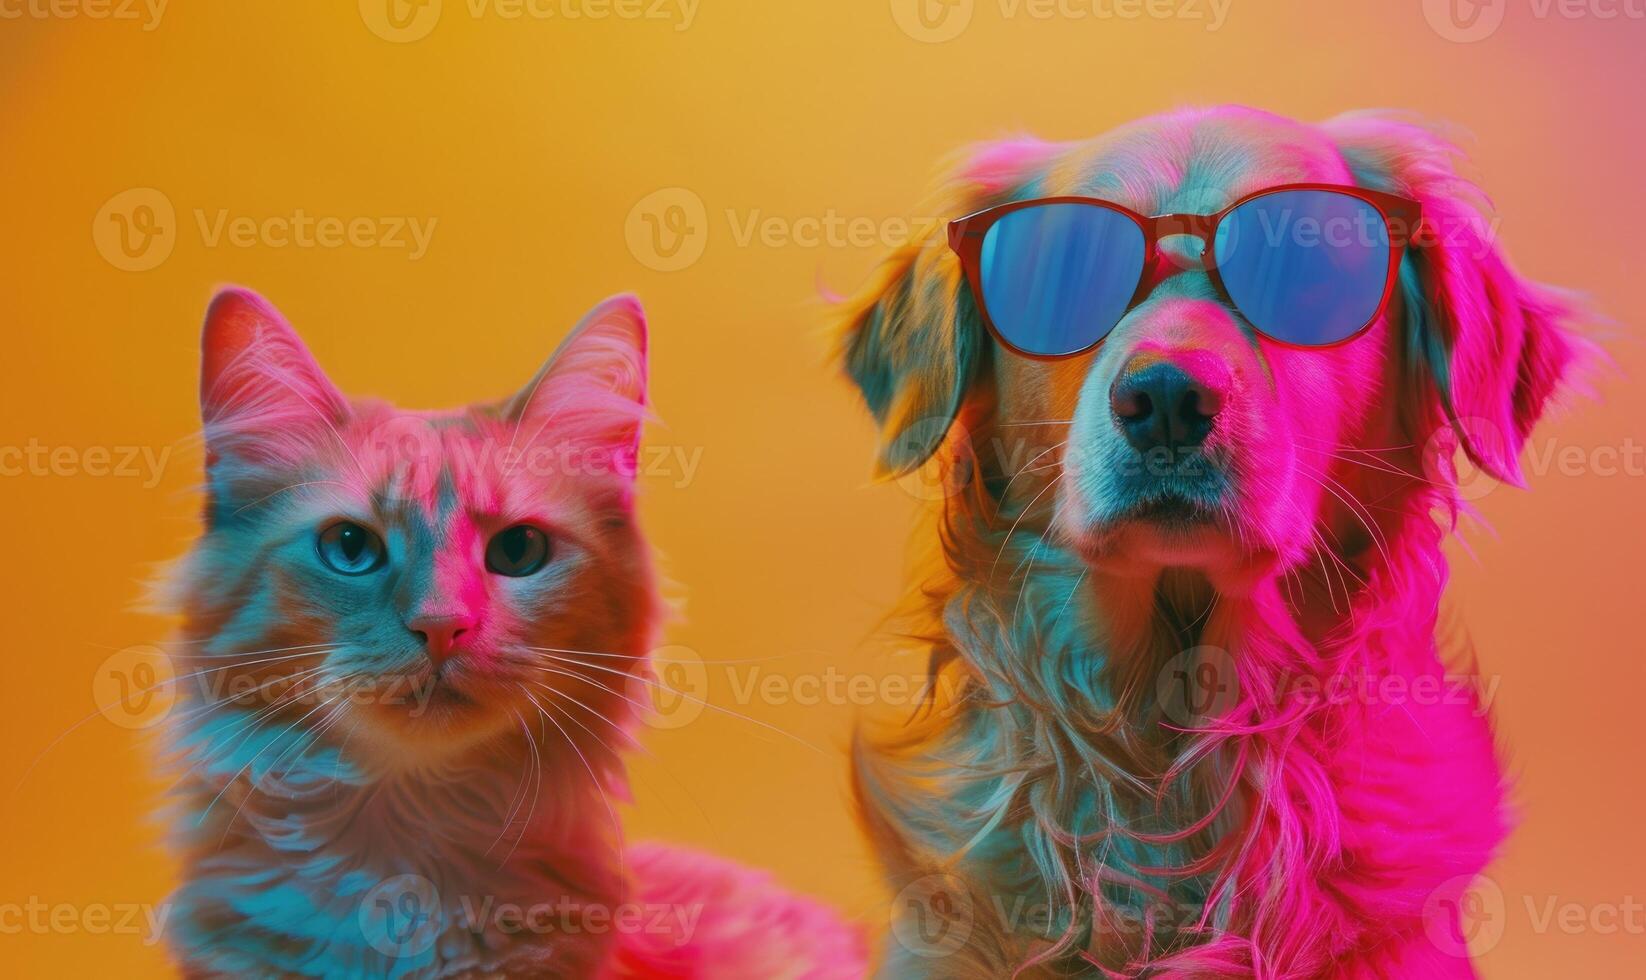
[201,287,345,422]
[199,287,347,465]
[504,294,649,478]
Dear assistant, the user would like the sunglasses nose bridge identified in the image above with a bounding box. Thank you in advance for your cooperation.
[1150,213,1217,272]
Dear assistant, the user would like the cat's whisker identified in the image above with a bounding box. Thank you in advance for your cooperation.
[521,644,787,666]
[263,700,351,794]
[168,661,334,727]
[150,639,338,656]
[527,681,635,760]
[331,716,362,793]
[515,689,623,874]
[530,693,635,884]
[160,664,338,793]
[198,690,346,844]
[214,691,350,851]
[9,651,340,801]
[487,709,539,858]
[503,695,559,867]
[184,679,326,789]
[531,680,719,833]
[172,661,337,748]
[524,652,827,756]
[528,663,665,726]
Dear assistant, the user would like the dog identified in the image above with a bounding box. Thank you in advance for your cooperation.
[836,106,1587,977]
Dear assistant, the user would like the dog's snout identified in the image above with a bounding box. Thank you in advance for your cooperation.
[1110,356,1226,452]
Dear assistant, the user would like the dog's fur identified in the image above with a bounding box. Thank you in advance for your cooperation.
[837,106,1587,978]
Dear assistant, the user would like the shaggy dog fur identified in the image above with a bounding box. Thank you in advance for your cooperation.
[837,106,1588,978]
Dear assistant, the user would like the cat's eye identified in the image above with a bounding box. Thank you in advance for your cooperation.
[486,525,550,577]
[317,521,387,575]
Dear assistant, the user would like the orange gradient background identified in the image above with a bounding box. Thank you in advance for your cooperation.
[2,2,1642,975]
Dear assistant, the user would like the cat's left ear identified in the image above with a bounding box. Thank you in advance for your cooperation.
[504,294,649,479]
[200,287,347,467]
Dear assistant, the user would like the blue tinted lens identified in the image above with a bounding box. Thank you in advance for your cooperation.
[1212,190,1391,346]
[980,203,1146,356]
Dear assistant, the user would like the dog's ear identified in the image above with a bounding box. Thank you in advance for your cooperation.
[837,138,1062,477]
[837,237,981,477]
[1323,111,1587,486]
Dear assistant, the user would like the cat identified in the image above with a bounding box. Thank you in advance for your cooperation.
[157,287,865,978]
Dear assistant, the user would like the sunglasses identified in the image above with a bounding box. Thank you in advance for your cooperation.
[947,183,1422,358]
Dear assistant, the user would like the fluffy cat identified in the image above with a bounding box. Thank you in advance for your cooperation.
[158,288,864,978]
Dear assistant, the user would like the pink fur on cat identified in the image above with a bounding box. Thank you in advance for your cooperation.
[161,288,864,978]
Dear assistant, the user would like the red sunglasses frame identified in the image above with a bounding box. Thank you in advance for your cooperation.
[946,182,1424,360]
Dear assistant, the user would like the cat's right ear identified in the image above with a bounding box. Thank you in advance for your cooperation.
[199,287,346,466]
[503,295,649,479]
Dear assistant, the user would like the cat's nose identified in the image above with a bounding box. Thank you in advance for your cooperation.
[407,614,476,666]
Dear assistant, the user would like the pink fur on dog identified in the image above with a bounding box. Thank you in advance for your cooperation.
[837,106,1587,977]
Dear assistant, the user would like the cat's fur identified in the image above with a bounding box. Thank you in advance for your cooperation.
[159,288,864,978]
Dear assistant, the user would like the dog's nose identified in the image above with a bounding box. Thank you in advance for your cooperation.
[1110,358,1226,452]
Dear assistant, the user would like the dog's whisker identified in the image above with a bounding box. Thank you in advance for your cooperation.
[993,470,1066,586]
